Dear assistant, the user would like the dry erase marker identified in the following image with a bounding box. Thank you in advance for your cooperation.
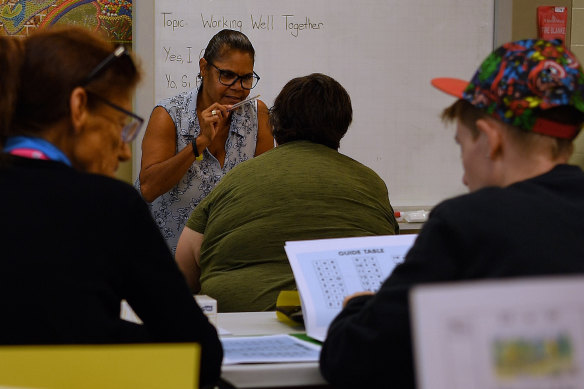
[394,210,428,223]
[227,94,260,111]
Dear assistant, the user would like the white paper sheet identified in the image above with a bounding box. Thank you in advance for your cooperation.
[411,277,584,389]
[221,334,321,365]
[285,235,417,341]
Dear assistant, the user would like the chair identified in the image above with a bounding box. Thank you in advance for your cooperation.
[0,343,200,389]
[410,276,584,389]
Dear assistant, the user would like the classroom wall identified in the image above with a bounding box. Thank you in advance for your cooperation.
[124,1,584,183]
[512,0,572,45]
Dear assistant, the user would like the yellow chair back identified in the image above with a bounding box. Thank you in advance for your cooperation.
[0,343,200,389]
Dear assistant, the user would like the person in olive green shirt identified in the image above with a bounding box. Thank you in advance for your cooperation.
[176,73,399,312]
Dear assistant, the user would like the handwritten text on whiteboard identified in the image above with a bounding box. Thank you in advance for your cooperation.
[162,12,325,38]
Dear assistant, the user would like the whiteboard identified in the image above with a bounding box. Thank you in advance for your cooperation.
[151,0,494,206]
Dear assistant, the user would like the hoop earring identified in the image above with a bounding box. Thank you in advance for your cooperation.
[196,73,202,90]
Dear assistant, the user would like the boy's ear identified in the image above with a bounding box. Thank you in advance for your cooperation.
[476,117,503,159]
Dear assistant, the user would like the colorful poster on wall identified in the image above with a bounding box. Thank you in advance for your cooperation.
[0,0,132,44]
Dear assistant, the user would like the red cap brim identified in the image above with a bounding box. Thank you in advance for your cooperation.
[431,78,469,99]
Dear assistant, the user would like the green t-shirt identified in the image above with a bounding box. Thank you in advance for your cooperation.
[187,141,399,312]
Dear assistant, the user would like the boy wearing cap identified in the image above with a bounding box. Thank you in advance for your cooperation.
[319,39,584,389]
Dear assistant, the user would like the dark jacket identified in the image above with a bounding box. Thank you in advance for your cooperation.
[0,155,223,387]
[320,164,584,388]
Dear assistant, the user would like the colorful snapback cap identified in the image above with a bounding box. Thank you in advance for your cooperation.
[432,39,584,139]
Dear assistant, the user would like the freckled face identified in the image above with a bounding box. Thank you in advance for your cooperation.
[201,49,254,105]
[74,93,132,177]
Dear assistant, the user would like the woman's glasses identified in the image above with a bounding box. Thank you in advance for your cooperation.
[87,91,144,143]
[80,46,144,143]
[208,62,260,90]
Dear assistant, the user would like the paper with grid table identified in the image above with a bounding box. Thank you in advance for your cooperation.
[221,334,320,364]
[285,235,417,342]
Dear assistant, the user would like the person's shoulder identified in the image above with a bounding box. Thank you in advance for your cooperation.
[74,172,145,207]
[529,164,584,186]
[156,89,196,109]
[256,99,268,111]
[334,148,387,181]
[431,186,509,223]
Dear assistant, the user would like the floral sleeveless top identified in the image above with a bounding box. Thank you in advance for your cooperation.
[139,88,259,253]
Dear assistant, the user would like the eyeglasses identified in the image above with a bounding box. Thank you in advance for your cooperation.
[81,45,132,86]
[208,62,260,90]
[80,46,143,143]
[87,91,144,143]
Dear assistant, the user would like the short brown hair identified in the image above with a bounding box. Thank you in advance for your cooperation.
[441,99,486,139]
[441,99,579,157]
[269,73,352,149]
[0,25,141,139]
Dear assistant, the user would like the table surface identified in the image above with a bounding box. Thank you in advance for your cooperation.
[217,312,328,388]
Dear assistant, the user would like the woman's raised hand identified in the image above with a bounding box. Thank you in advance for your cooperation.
[198,103,230,146]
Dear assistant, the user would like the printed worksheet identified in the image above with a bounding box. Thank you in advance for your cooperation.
[285,235,417,341]
[411,277,584,389]
[221,334,321,365]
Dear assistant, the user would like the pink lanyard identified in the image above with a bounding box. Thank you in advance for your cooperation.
[8,148,50,160]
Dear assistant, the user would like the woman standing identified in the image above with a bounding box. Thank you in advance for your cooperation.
[138,29,273,253]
